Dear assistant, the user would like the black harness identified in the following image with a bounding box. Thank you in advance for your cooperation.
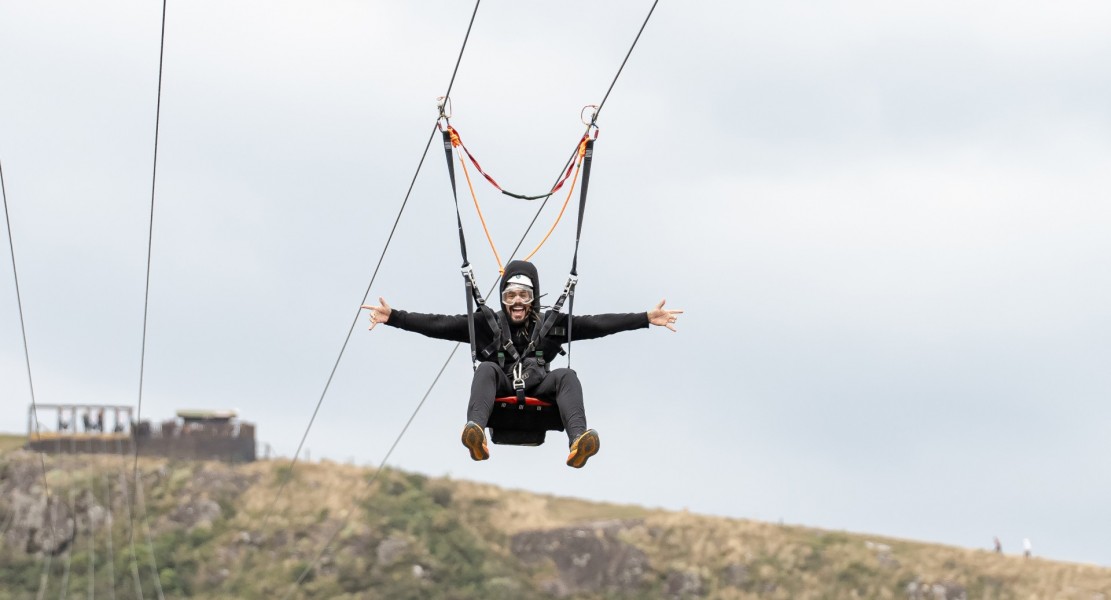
[438,105,597,445]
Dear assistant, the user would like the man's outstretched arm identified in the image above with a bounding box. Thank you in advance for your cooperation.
[565,299,685,341]
[360,297,470,342]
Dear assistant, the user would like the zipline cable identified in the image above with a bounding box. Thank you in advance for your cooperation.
[281,344,462,599]
[285,5,659,588]
[280,258,533,595]
[119,448,145,600]
[0,502,14,542]
[255,0,483,533]
[102,474,119,600]
[281,197,580,594]
[136,473,166,600]
[445,0,657,375]
[594,0,658,122]
[86,470,97,600]
[2,159,59,600]
[58,487,75,599]
[128,0,168,595]
[34,503,55,600]
[132,0,167,481]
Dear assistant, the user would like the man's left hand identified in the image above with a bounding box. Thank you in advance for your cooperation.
[648,299,684,332]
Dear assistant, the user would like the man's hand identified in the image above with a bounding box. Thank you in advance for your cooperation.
[360,297,392,331]
[647,299,684,332]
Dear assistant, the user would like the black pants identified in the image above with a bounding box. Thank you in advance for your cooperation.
[468,361,587,445]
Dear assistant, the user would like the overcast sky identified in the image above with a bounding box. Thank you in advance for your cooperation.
[2,0,1110,567]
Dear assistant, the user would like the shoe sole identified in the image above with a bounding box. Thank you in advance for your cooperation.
[461,424,489,461]
[566,430,600,468]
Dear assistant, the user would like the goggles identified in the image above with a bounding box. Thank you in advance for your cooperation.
[502,288,534,304]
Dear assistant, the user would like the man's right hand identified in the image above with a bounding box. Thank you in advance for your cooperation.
[360,297,392,331]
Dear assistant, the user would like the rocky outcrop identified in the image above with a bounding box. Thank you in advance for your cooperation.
[376,535,411,566]
[0,459,82,556]
[905,579,968,600]
[170,497,221,529]
[0,452,258,558]
[665,568,705,598]
[510,519,650,597]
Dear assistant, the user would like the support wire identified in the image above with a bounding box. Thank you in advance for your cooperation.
[255,0,483,532]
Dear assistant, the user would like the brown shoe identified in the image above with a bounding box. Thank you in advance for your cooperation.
[566,429,600,468]
[461,422,489,461]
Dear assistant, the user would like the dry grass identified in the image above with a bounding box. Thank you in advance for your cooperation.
[612,512,1111,600]
[0,434,27,455]
[235,458,380,526]
[449,479,660,534]
[3,447,1108,599]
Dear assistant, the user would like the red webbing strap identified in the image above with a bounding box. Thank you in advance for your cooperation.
[495,396,552,407]
[447,125,580,201]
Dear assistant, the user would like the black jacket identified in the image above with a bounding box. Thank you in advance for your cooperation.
[387,260,648,371]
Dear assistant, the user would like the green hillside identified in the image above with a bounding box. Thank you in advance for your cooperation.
[0,446,1107,599]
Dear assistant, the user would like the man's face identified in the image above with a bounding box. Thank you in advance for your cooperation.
[502,286,533,324]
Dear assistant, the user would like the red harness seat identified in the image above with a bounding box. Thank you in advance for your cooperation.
[487,395,564,446]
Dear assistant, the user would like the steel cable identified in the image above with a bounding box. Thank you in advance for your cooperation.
[280,3,660,591]
[2,154,59,600]
[255,0,483,533]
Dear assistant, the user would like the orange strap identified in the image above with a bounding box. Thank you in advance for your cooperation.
[448,126,590,274]
[524,137,588,262]
[455,152,504,273]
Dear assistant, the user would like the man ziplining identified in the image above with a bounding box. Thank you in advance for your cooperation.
[362,259,682,468]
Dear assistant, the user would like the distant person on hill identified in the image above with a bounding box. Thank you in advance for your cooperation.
[993,536,1002,554]
[361,259,682,468]
[1023,538,1032,559]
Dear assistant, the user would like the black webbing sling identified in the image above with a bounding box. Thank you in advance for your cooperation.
[441,126,487,369]
[509,136,596,385]
[441,120,597,376]
[564,137,595,360]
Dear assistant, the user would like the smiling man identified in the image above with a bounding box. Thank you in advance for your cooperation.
[362,259,682,468]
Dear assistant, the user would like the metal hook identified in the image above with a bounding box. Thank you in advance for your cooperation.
[512,362,526,390]
[580,104,599,127]
[437,96,453,120]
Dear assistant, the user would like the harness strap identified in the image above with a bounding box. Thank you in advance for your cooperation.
[535,276,577,343]
[531,139,594,347]
[504,135,596,377]
[441,114,598,374]
[442,128,471,267]
[566,137,595,358]
[462,267,480,367]
[496,316,520,362]
[475,304,505,362]
[570,138,594,277]
[442,125,489,369]
[523,135,590,262]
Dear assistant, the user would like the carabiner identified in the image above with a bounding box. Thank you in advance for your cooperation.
[580,104,598,127]
[437,96,453,123]
[461,265,484,305]
[512,362,526,390]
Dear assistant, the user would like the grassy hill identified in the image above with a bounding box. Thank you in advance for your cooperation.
[0,441,1108,599]
[0,433,25,454]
